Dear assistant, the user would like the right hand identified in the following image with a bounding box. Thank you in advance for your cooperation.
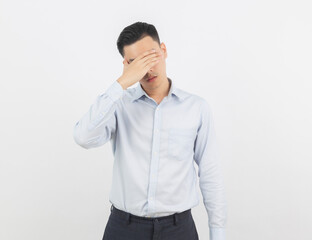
[117,49,162,89]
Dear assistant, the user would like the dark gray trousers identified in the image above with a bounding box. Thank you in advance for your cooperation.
[102,204,199,240]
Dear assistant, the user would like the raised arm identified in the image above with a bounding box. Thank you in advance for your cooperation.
[73,48,162,149]
[73,80,124,149]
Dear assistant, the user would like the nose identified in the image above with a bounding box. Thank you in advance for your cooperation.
[149,61,158,72]
[147,67,154,76]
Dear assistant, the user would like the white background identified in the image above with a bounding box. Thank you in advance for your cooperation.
[1,0,311,239]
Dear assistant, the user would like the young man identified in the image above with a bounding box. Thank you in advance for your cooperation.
[73,21,227,240]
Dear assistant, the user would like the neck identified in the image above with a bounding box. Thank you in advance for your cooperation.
[141,76,171,99]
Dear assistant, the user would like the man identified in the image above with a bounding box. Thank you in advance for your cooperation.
[73,21,227,240]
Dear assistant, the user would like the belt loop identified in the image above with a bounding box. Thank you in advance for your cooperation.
[173,213,178,225]
[126,213,131,225]
[110,204,113,212]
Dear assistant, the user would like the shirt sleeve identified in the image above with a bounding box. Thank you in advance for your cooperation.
[193,99,228,240]
[73,81,124,149]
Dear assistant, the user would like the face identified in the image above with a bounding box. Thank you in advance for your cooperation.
[123,35,168,89]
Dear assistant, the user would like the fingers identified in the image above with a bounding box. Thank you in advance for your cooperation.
[140,48,161,63]
[144,56,161,70]
[143,52,162,67]
[137,49,163,63]
[137,49,158,61]
[148,58,160,67]
[126,48,162,66]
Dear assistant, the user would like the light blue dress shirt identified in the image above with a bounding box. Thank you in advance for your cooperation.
[73,77,227,240]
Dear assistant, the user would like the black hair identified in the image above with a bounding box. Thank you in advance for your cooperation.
[117,21,161,57]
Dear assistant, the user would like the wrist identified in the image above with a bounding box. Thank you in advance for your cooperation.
[117,77,127,90]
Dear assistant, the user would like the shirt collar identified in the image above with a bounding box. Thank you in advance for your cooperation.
[131,77,187,102]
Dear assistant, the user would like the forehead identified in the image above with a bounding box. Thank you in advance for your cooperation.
[124,35,160,60]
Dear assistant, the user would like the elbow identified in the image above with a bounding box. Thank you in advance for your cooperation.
[73,135,91,149]
[72,122,92,149]
[72,121,111,149]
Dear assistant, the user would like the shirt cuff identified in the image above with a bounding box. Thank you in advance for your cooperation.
[209,227,226,240]
[105,81,124,102]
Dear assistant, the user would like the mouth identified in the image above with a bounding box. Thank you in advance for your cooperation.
[147,76,157,82]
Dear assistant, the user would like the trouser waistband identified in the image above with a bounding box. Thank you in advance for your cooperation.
[110,204,191,225]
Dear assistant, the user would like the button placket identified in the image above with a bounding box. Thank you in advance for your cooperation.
[146,106,162,216]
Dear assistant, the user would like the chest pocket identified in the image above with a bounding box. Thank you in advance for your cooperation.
[168,128,197,160]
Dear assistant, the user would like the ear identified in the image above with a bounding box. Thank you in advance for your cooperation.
[160,42,167,59]
[123,57,129,65]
